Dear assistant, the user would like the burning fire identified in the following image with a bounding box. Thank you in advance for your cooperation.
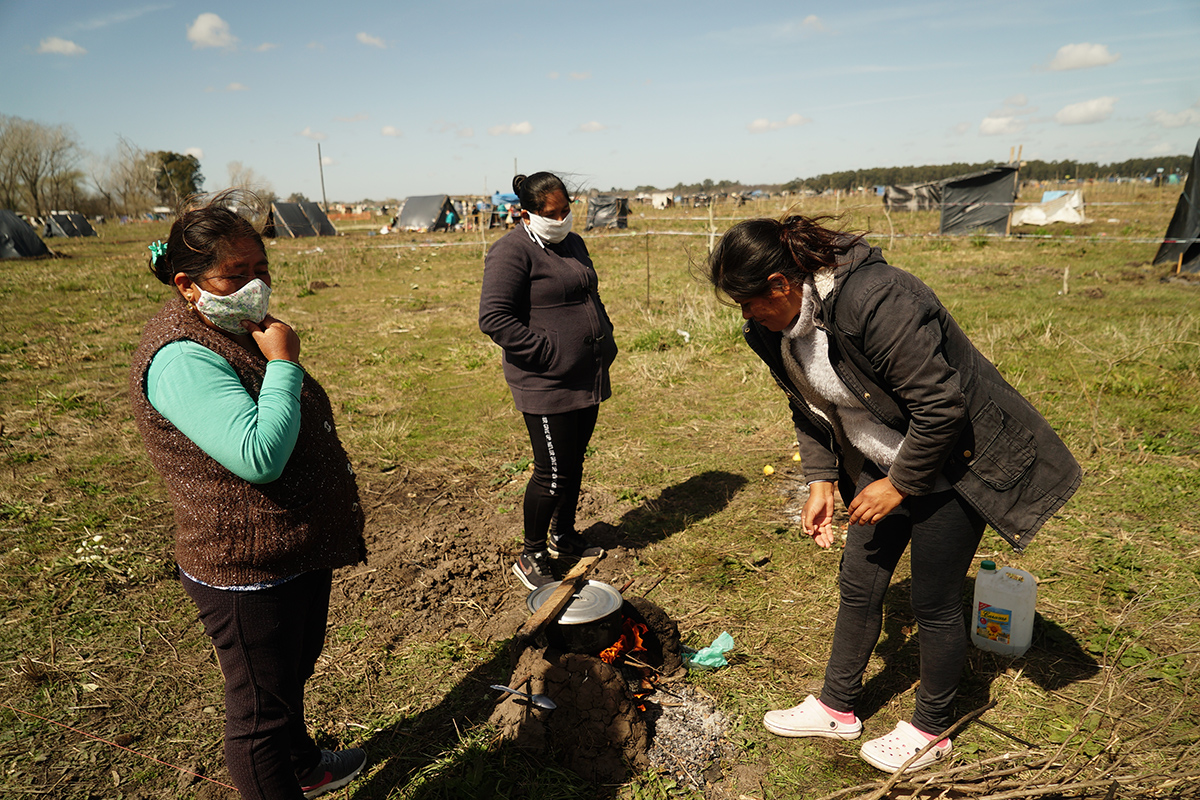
[599,617,649,664]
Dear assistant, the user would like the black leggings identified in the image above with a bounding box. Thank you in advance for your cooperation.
[819,467,985,735]
[520,405,599,553]
[182,569,331,800]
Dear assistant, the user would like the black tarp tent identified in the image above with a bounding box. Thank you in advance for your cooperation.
[585,195,629,230]
[938,166,1019,236]
[1,210,52,258]
[264,202,317,237]
[299,201,337,236]
[1153,139,1199,274]
[882,182,941,212]
[44,213,97,238]
[396,195,456,231]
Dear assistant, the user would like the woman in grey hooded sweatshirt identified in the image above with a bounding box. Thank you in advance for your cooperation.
[479,172,618,590]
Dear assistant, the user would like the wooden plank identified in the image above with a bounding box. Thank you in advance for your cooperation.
[513,555,602,643]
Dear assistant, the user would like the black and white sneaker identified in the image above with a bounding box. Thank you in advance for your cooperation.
[513,550,555,590]
[547,532,604,561]
[298,748,367,798]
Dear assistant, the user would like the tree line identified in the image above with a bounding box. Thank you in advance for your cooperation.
[783,154,1193,194]
[0,115,277,220]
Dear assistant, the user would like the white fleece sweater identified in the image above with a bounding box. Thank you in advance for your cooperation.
[780,270,905,471]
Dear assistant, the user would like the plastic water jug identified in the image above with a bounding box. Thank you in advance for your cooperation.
[970,560,1037,657]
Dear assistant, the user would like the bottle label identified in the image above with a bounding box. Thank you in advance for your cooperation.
[976,602,1012,643]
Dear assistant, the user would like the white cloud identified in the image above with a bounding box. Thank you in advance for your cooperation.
[569,72,591,81]
[1149,102,1200,129]
[300,127,328,141]
[1055,96,1116,125]
[381,126,402,137]
[1048,43,1119,71]
[458,127,474,138]
[1004,93,1028,108]
[747,113,809,133]
[186,147,204,159]
[577,121,606,132]
[488,122,533,136]
[980,116,1025,136]
[336,113,369,122]
[548,71,560,80]
[75,5,170,31]
[307,41,325,50]
[226,82,248,92]
[950,121,972,136]
[187,13,237,49]
[255,42,278,52]
[321,156,334,166]
[357,32,385,49]
[38,37,87,55]
[801,15,826,32]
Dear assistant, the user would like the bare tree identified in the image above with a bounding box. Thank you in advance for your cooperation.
[227,160,275,202]
[88,137,158,217]
[0,116,83,217]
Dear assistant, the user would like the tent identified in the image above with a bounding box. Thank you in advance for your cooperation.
[395,195,456,231]
[882,182,941,212]
[585,195,629,230]
[44,212,97,238]
[298,201,337,236]
[1153,139,1200,274]
[264,202,317,237]
[1010,190,1087,227]
[938,165,1019,235]
[651,192,674,210]
[0,210,52,258]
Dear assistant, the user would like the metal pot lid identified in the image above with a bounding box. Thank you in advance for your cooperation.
[525,580,623,625]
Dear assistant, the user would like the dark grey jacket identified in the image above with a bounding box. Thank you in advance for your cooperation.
[744,242,1081,551]
[479,225,617,415]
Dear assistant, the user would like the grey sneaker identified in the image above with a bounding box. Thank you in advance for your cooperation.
[513,550,554,590]
[548,532,604,560]
[298,748,366,798]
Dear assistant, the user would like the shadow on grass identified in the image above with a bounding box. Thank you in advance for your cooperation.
[350,645,614,800]
[848,577,1100,726]
[594,470,748,549]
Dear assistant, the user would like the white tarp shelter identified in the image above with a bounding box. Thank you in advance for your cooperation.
[651,192,674,210]
[1011,190,1087,226]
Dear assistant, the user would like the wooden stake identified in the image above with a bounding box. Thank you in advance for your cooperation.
[1178,253,1184,275]
[512,555,603,647]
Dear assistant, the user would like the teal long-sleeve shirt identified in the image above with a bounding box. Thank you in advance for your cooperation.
[146,340,304,483]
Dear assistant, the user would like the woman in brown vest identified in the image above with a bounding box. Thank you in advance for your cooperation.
[129,191,367,799]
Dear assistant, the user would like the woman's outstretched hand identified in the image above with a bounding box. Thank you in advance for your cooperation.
[802,481,837,548]
[243,315,301,363]
[848,477,906,526]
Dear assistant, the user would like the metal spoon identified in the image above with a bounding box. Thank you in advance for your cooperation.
[489,684,557,710]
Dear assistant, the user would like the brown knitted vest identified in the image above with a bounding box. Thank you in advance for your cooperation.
[129,296,365,586]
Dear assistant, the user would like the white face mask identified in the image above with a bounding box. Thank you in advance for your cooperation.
[194,278,271,334]
[525,210,573,244]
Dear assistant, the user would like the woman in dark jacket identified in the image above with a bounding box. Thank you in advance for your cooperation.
[479,172,618,590]
[708,215,1080,774]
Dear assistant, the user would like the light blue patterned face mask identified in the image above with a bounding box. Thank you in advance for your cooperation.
[195,278,271,334]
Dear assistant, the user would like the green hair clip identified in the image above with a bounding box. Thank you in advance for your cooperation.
[148,240,168,261]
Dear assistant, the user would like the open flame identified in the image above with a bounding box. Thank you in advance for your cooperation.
[599,617,649,664]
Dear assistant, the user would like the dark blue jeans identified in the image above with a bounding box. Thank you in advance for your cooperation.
[182,569,331,800]
[520,405,599,553]
[819,468,984,736]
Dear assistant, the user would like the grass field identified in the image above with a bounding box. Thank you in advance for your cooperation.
[1,183,1198,799]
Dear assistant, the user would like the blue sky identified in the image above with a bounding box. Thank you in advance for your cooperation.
[2,1,1198,201]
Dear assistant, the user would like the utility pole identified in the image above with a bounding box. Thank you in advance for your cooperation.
[317,143,328,211]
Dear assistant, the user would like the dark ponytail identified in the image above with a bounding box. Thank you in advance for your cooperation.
[708,213,863,301]
[148,189,265,288]
[512,171,568,215]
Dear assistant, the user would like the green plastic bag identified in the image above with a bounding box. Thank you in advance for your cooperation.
[684,631,734,669]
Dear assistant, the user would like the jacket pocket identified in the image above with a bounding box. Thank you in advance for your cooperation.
[964,401,1036,491]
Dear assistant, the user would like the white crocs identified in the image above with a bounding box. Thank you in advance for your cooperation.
[859,721,952,773]
[763,694,862,739]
